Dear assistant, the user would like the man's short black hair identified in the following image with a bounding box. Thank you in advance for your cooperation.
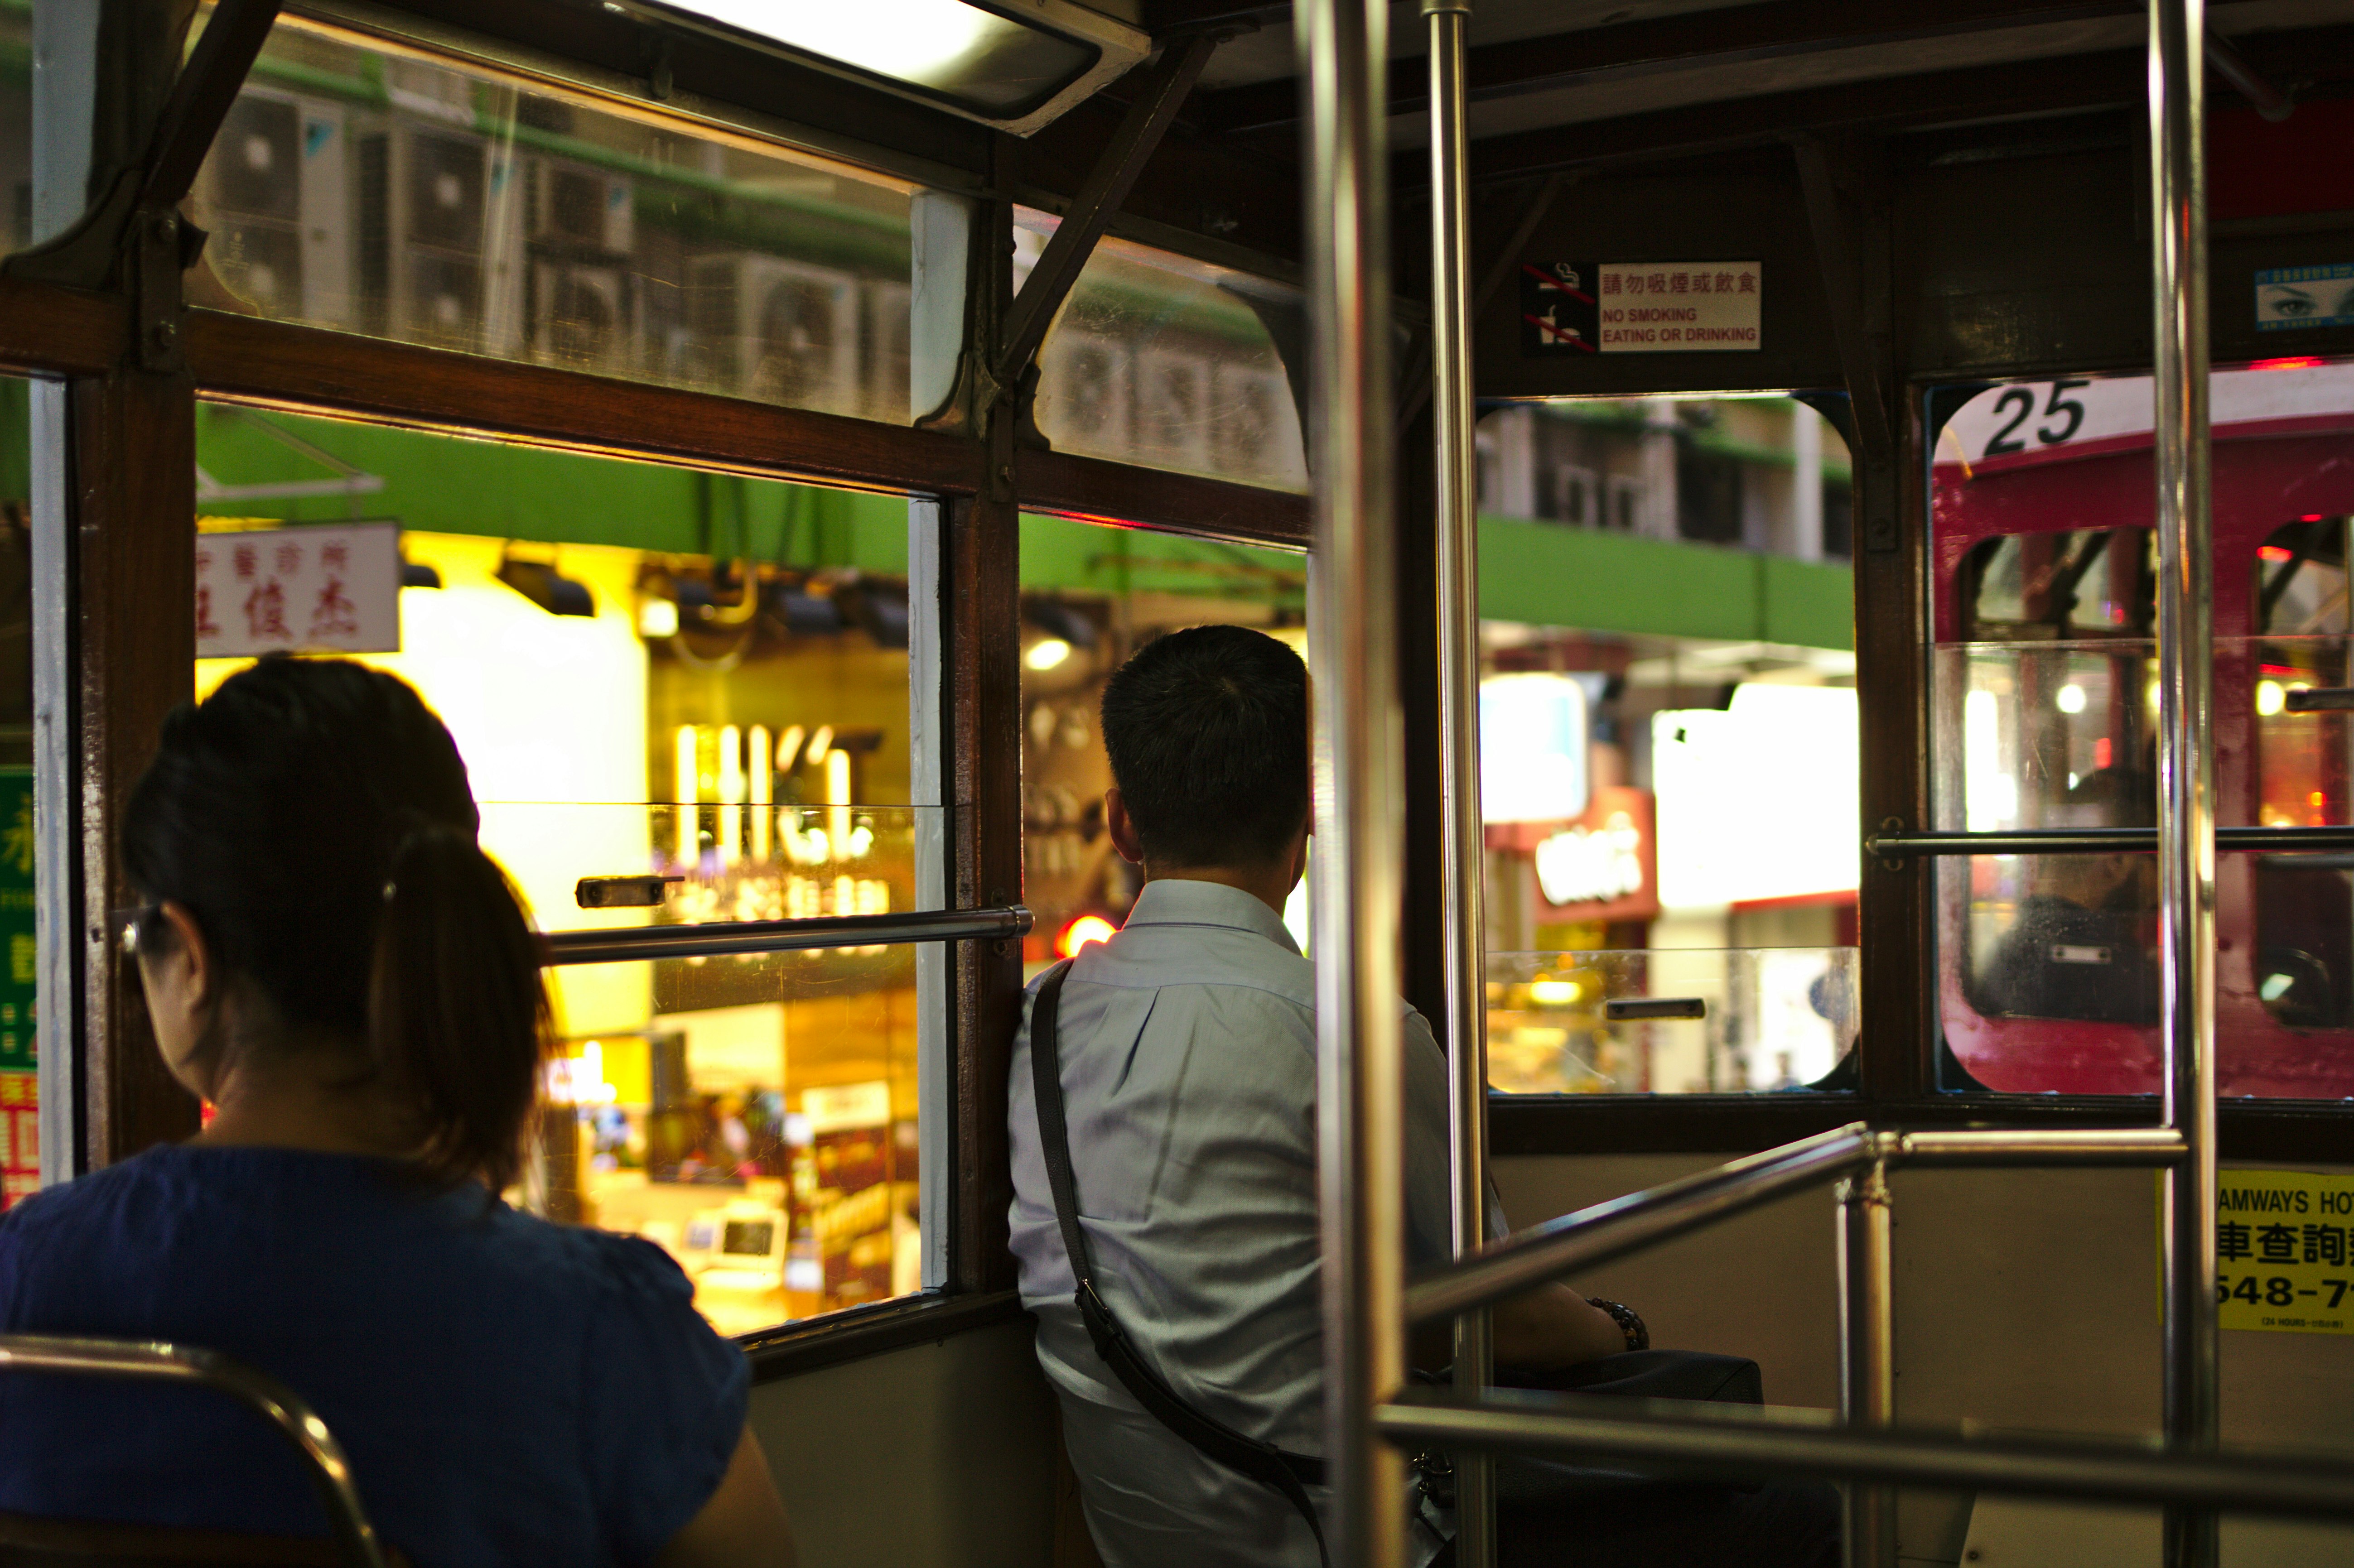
[1100,624,1309,868]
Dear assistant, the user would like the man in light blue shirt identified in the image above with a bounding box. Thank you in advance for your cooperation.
[1008,625,1833,1568]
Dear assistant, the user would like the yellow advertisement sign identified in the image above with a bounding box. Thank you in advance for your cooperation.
[2213,1170,2354,1335]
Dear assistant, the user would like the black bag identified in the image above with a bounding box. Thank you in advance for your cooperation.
[1027,961,1334,1567]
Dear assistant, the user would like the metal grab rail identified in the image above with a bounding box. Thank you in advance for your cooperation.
[540,905,1031,966]
[1403,1123,2188,1328]
[1868,826,2354,858]
[1375,1389,2354,1522]
[0,1334,389,1568]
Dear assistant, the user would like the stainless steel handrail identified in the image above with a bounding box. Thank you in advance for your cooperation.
[1423,0,1494,1563]
[1868,826,2354,857]
[1375,1389,2354,1521]
[1301,0,1408,1559]
[0,1334,389,1568]
[540,905,1031,966]
[1404,1124,2190,1327]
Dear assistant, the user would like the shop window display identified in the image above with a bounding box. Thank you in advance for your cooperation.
[190,401,933,1332]
[1015,514,1308,969]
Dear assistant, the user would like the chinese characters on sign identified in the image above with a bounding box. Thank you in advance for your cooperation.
[0,768,33,1209]
[1487,787,1662,926]
[1522,261,1762,355]
[2200,1170,2354,1335]
[195,522,402,660]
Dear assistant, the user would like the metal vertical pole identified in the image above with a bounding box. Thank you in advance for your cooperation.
[1837,1162,1896,1568]
[1423,5,1494,1566]
[1299,0,1405,1563]
[2150,3,2220,1566]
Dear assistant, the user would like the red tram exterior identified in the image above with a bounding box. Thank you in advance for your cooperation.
[1931,360,2354,1098]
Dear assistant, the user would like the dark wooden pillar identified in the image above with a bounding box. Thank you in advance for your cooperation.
[947,140,1024,1294]
[68,361,201,1167]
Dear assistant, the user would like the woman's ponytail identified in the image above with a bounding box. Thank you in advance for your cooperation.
[369,824,551,1192]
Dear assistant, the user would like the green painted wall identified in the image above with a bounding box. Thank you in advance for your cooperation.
[1478,513,1853,651]
[188,406,1848,649]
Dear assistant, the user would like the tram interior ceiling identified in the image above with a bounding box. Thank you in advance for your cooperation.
[0,0,2352,1563]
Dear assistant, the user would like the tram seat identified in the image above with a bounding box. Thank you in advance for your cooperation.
[0,1509,344,1567]
[0,1336,391,1568]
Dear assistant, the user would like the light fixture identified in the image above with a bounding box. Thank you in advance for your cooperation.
[1026,637,1072,672]
[638,596,680,638]
[2055,683,2087,714]
[497,555,595,617]
[613,0,1146,136]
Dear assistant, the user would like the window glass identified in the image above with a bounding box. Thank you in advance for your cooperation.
[1932,361,2354,1098]
[1468,396,1858,1097]
[0,8,24,254]
[1022,217,1308,495]
[188,18,919,423]
[0,376,32,1208]
[1014,513,1306,966]
[190,401,937,1330]
[1488,948,1857,1094]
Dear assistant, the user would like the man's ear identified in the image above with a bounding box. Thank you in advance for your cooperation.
[1105,787,1147,867]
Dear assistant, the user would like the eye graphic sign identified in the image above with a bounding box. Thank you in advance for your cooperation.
[1522,261,1761,354]
[2256,264,2354,332]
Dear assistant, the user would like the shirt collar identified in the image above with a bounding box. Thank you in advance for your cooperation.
[1118,878,1301,955]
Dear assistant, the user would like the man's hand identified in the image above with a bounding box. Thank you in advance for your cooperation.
[1494,1283,1632,1370]
[1409,1282,1633,1373]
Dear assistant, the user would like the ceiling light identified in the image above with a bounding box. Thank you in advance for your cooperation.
[1026,637,1072,671]
[618,0,1146,135]
[638,596,680,638]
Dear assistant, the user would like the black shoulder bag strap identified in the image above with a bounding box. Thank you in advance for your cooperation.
[1029,960,1331,1568]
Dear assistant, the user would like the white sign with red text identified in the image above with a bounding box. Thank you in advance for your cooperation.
[196,522,401,660]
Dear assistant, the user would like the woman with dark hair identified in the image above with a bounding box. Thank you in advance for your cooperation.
[0,656,796,1568]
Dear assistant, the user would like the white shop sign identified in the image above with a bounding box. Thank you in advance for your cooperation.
[196,521,401,660]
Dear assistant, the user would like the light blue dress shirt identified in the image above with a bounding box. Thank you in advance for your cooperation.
[1007,879,1482,1568]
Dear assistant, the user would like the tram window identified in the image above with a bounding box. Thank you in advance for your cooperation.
[189,402,937,1333]
[1961,530,2156,640]
[0,378,33,1208]
[0,9,24,254]
[1014,514,1306,968]
[1934,361,2354,1097]
[1022,218,1309,495]
[186,18,921,424]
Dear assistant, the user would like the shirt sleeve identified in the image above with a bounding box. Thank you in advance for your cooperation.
[579,1235,752,1565]
[1400,1005,1457,1270]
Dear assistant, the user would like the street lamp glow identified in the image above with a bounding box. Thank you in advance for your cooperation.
[2056,683,2087,714]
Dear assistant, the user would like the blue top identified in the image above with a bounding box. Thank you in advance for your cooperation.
[0,1144,749,1568]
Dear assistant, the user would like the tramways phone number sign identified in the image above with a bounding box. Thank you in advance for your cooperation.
[2203,1170,2354,1335]
[1522,261,1761,354]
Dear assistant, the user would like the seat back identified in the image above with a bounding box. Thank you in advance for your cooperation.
[0,1336,388,1568]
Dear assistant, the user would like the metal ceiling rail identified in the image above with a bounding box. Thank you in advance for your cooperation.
[1373,1389,2354,1522]
[1868,826,2354,857]
[540,905,1031,966]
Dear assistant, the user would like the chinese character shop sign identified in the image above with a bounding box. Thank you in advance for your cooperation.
[196,522,401,660]
[1523,262,1761,354]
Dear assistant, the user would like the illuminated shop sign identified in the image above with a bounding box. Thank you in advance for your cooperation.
[1488,785,1659,924]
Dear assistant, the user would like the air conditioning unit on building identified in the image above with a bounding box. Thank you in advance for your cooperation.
[363,122,506,353]
[528,158,633,255]
[1135,348,1214,471]
[1034,332,1130,454]
[862,281,912,424]
[198,88,351,324]
[1211,365,1305,487]
[681,255,862,413]
[530,258,637,376]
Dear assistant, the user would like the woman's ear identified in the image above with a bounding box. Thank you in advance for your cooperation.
[140,901,220,1096]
